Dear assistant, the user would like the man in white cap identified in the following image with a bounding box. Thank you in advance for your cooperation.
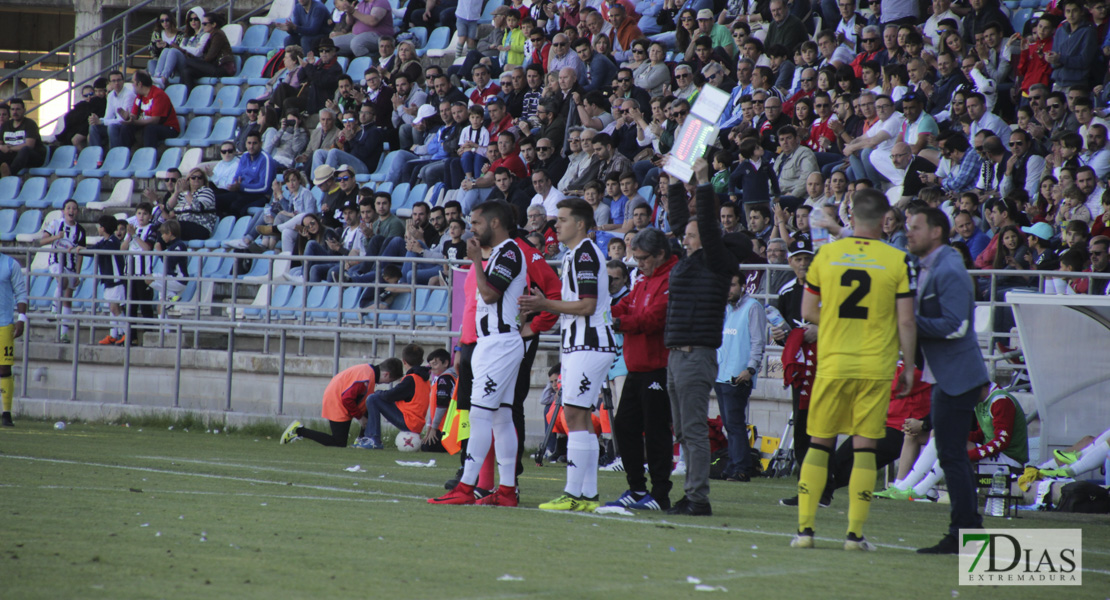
[389,104,442,183]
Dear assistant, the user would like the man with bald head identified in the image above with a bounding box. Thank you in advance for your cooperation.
[547,34,588,88]
[783,67,817,117]
[886,141,937,206]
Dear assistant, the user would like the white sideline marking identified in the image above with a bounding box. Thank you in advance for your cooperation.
[22,484,402,503]
[1,455,428,501]
[135,455,444,489]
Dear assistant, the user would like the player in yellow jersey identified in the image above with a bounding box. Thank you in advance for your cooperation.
[792,189,918,552]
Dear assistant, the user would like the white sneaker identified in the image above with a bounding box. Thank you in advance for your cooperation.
[224,238,250,250]
[672,460,686,476]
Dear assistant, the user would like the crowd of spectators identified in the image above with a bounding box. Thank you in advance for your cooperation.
[6,0,1110,330]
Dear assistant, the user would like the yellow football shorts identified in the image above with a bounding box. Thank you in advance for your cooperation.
[806,376,891,440]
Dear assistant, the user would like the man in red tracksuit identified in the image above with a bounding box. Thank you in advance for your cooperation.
[606,228,678,511]
[512,233,561,475]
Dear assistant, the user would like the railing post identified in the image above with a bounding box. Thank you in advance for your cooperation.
[277,329,287,415]
[225,326,234,411]
[173,324,182,408]
[121,13,129,74]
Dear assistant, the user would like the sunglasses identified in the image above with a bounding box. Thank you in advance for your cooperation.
[160,17,171,22]
[1048,103,1062,109]
[336,176,351,182]
[676,73,690,79]
[674,110,689,116]
[189,175,204,181]
[1030,95,1043,101]
[632,49,645,54]
[221,148,235,154]
[343,118,356,123]
[165,178,178,184]
[862,38,878,43]
[203,21,214,26]
[552,42,566,47]
[189,16,200,22]
[617,78,632,83]
[537,146,553,151]
[245,108,259,114]
[801,77,815,82]
[83,92,94,98]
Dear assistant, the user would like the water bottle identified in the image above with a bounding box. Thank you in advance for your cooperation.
[986,469,1008,517]
[809,204,831,248]
[765,306,786,329]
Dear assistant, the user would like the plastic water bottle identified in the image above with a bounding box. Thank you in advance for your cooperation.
[809,205,831,248]
[765,306,786,329]
[986,470,1008,517]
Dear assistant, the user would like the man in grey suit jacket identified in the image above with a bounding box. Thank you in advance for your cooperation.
[906,207,990,555]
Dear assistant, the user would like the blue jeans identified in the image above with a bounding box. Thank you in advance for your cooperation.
[714,381,753,477]
[303,240,338,283]
[459,186,494,215]
[154,48,184,80]
[312,148,369,176]
[346,236,407,283]
[387,150,417,184]
[364,391,412,442]
[401,250,441,284]
[931,384,985,537]
[108,122,178,149]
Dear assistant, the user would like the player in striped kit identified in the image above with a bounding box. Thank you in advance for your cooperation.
[38,199,85,343]
[521,198,618,512]
[429,201,528,507]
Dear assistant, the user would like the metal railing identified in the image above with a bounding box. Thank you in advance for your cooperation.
[3,0,274,133]
[6,244,1108,419]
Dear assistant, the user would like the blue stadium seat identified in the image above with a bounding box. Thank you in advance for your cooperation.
[224,85,266,116]
[398,182,425,213]
[190,215,234,249]
[206,215,251,248]
[308,286,341,322]
[275,284,310,320]
[249,29,289,55]
[82,146,129,178]
[0,177,21,207]
[29,274,54,311]
[55,146,102,177]
[193,116,237,148]
[233,24,269,54]
[373,291,412,327]
[479,0,501,24]
[197,56,242,85]
[346,56,371,78]
[165,116,213,148]
[1,209,42,242]
[390,183,410,212]
[177,84,216,115]
[1012,8,1032,32]
[236,250,275,280]
[340,286,362,323]
[141,148,184,179]
[417,27,451,57]
[6,177,47,209]
[0,209,17,239]
[224,55,267,86]
[27,178,75,210]
[194,86,241,116]
[28,145,76,176]
[244,283,293,319]
[369,150,399,182]
[164,84,188,108]
[69,178,101,208]
[409,27,428,49]
[415,288,450,326]
[112,147,157,179]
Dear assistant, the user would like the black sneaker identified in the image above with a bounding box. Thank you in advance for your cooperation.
[917,534,959,555]
[725,472,751,482]
[444,467,464,490]
[779,495,799,507]
[1,411,12,427]
[474,487,493,500]
[665,496,712,516]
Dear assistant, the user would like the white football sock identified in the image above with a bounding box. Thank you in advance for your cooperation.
[565,430,592,497]
[492,407,517,488]
[460,408,493,487]
[1067,439,1110,476]
[60,305,73,336]
[912,466,944,497]
[581,432,600,498]
[897,437,938,490]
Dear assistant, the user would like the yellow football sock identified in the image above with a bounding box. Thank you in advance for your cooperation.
[1,376,13,412]
[847,448,877,538]
[798,443,831,533]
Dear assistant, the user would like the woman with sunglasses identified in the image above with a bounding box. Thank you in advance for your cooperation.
[672,8,699,57]
[621,39,649,70]
[152,7,210,88]
[166,168,218,241]
[149,12,182,71]
[633,42,670,97]
[181,14,235,89]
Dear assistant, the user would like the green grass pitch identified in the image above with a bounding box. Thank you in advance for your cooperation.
[2,421,1108,599]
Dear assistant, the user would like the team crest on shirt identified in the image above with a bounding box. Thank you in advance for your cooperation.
[503,249,516,261]
[579,253,593,263]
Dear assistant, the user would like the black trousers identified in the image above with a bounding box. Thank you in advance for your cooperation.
[454,342,476,467]
[297,419,352,447]
[933,384,985,537]
[614,368,673,502]
[792,385,810,466]
[512,335,540,475]
[830,426,905,492]
[127,279,155,320]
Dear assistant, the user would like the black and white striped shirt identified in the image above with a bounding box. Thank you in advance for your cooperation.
[560,238,616,353]
[46,218,86,272]
[128,224,159,277]
[476,238,526,337]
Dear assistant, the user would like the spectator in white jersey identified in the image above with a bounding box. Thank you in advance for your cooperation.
[429,200,528,508]
[520,198,618,513]
[122,202,159,338]
[38,199,86,344]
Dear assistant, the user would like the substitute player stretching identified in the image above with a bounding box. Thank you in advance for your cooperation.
[793,189,917,552]
[430,201,528,507]
[0,252,27,426]
[520,198,618,512]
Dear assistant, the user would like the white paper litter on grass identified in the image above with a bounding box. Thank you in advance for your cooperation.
[497,574,524,581]
[686,576,702,584]
[395,459,436,467]
[594,505,634,516]
[695,584,727,592]
[344,465,366,472]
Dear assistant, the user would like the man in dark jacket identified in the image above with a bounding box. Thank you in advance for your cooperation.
[663,157,738,516]
[609,227,678,511]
